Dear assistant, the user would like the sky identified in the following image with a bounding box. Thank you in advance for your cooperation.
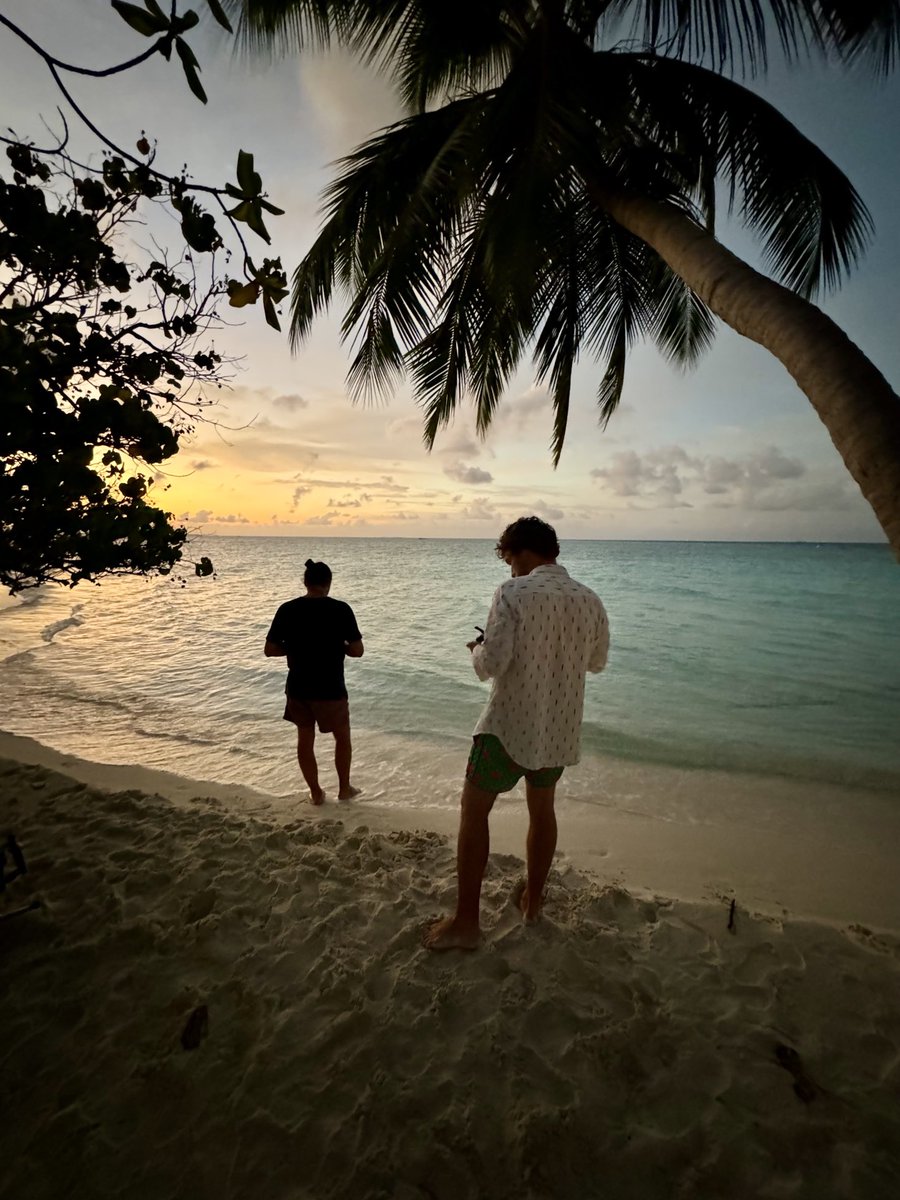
[2,0,899,542]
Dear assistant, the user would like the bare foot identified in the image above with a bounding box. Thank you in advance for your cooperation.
[422,916,480,952]
[309,788,325,806]
[338,785,361,801]
[511,879,541,925]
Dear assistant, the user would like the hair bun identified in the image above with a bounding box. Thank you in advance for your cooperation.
[305,558,315,568]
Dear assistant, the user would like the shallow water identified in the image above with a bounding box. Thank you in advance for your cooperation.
[1,537,898,808]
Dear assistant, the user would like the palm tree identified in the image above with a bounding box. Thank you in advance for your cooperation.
[228,1,900,553]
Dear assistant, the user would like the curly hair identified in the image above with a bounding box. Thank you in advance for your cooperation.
[495,516,560,560]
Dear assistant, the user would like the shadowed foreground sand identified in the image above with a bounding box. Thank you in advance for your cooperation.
[2,756,899,1200]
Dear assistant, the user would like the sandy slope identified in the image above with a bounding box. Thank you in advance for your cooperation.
[2,755,899,1200]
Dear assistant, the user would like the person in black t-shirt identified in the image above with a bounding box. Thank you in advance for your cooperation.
[265,558,364,805]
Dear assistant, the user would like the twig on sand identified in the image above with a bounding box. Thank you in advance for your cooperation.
[180,1004,209,1050]
[774,1043,819,1104]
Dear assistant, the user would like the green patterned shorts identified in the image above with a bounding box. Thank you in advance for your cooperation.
[466,734,564,794]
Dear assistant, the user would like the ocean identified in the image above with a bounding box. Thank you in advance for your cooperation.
[1,537,898,817]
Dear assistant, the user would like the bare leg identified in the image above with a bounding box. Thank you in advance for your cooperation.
[296,726,324,805]
[333,723,359,800]
[423,781,496,951]
[519,781,557,922]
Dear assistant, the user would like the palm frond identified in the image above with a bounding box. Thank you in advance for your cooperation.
[410,255,478,447]
[359,0,525,110]
[603,0,900,75]
[288,225,339,349]
[534,261,580,465]
[345,275,405,402]
[286,94,487,362]
[597,325,627,426]
[224,0,344,54]
[532,184,585,465]
[409,194,531,446]
[616,54,873,296]
[646,260,717,365]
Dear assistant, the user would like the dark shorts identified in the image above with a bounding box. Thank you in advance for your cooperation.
[283,697,349,733]
[466,734,564,794]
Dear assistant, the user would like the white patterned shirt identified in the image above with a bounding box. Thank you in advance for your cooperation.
[471,564,609,769]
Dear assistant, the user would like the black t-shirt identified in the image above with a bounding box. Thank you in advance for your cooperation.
[267,596,362,700]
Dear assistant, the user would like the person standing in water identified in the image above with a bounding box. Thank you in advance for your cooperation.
[265,559,364,804]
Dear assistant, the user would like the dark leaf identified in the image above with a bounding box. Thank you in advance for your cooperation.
[243,200,271,244]
[176,197,220,253]
[226,279,261,307]
[262,291,281,331]
[174,9,201,34]
[110,0,168,37]
[205,0,233,34]
[225,199,255,223]
[175,39,208,103]
[143,0,167,22]
[236,150,257,195]
[75,178,109,211]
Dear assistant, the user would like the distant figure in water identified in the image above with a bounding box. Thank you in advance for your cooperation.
[424,517,609,951]
[265,559,364,805]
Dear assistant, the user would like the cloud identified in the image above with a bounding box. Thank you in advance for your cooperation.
[459,496,500,521]
[190,459,214,471]
[387,416,425,439]
[293,475,409,494]
[434,429,482,458]
[591,448,685,502]
[498,386,550,430]
[533,501,565,521]
[272,393,309,412]
[303,512,340,526]
[180,510,249,524]
[590,444,808,510]
[328,497,363,508]
[187,438,321,474]
[444,462,494,485]
[290,486,311,509]
[726,479,859,513]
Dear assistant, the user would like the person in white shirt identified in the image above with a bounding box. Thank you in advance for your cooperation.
[424,516,609,951]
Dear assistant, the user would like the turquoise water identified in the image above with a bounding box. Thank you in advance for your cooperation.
[0,537,898,800]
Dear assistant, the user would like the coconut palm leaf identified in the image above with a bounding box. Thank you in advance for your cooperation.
[583,52,873,296]
[230,2,900,76]
[606,0,900,74]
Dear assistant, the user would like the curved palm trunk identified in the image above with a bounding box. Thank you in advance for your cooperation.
[594,186,900,557]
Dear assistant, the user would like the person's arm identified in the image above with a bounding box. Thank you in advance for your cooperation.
[264,607,287,657]
[470,585,516,681]
[344,605,364,658]
[587,603,610,674]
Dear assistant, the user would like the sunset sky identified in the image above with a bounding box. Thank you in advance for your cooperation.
[3,0,899,541]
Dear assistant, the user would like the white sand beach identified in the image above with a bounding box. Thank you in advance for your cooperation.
[3,735,900,1199]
